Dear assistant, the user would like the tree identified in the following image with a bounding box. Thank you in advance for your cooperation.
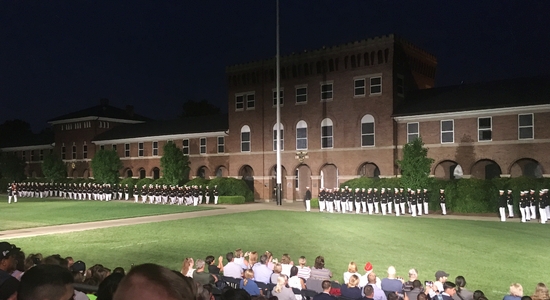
[0,152,26,182]
[179,100,221,118]
[91,149,123,184]
[42,152,66,181]
[160,142,189,185]
[397,137,434,189]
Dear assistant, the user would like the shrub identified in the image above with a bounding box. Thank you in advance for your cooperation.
[207,177,254,202]
[136,178,154,188]
[185,177,210,187]
[218,196,245,204]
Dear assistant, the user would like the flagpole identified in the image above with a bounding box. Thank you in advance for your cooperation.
[275,0,282,206]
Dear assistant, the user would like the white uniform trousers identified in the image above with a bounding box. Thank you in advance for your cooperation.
[499,207,506,222]
[374,202,380,214]
[355,202,361,214]
[381,203,387,215]
[334,200,341,212]
[347,202,353,212]
[134,195,139,203]
[388,202,392,214]
[319,200,326,212]
[417,204,423,216]
[520,207,526,223]
[530,205,536,219]
[341,202,347,213]
[214,195,219,205]
[411,205,417,217]
[408,201,412,214]
[424,203,429,215]
[440,203,447,215]
[361,202,366,213]
[525,206,531,220]
[8,195,17,203]
[125,193,129,201]
[507,204,514,217]
[193,196,199,206]
[367,203,374,215]
[539,208,547,224]
[305,200,311,212]
[395,205,400,216]
[400,203,406,215]
[327,201,334,213]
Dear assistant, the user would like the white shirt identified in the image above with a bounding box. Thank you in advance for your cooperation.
[224,261,243,279]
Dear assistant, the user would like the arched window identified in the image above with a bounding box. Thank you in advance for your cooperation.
[361,114,375,147]
[273,123,284,151]
[241,125,251,152]
[377,50,383,64]
[321,118,333,149]
[296,120,308,150]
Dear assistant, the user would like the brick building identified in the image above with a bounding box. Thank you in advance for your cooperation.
[1,34,548,202]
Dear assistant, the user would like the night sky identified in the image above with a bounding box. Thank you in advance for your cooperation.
[1,1,549,132]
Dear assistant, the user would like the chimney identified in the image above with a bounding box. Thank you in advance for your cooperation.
[126,105,134,116]
[100,98,109,106]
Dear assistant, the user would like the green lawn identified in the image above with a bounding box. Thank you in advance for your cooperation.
[0,196,215,230]
[5,210,549,300]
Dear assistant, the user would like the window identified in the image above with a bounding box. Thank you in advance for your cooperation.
[61,145,66,160]
[84,121,91,128]
[407,122,419,143]
[39,149,44,161]
[321,118,333,149]
[246,93,255,110]
[273,123,284,151]
[296,120,308,150]
[320,82,333,101]
[441,120,454,143]
[66,124,73,130]
[361,115,375,147]
[125,143,130,157]
[478,117,492,141]
[182,139,189,155]
[354,78,366,96]
[235,94,244,110]
[152,141,159,156]
[241,125,251,152]
[217,136,225,153]
[138,142,144,157]
[112,144,117,151]
[396,74,404,97]
[75,123,81,129]
[518,114,534,139]
[83,143,88,159]
[272,88,284,106]
[31,150,35,161]
[200,138,206,154]
[72,144,77,159]
[370,76,382,94]
[22,151,26,161]
[99,121,110,128]
[296,86,307,103]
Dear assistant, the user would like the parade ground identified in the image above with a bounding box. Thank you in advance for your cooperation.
[1,197,548,300]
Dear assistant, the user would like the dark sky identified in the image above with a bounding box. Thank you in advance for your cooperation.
[1,0,549,132]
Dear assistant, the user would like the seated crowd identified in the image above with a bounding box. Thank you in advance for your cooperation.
[0,242,548,300]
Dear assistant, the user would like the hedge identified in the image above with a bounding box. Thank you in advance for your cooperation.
[218,196,245,204]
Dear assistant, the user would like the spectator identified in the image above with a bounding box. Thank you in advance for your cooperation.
[504,284,524,300]
[65,256,74,269]
[441,282,457,300]
[313,280,337,300]
[248,252,258,269]
[224,252,243,279]
[240,269,261,296]
[360,262,380,288]
[522,297,533,300]
[344,262,361,284]
[403,269,418,293]
[362,285,375,300]
[0,242,20,300]
[265,251,275,270]
[234,249,248,270]
[297,256,311,280]
[18,264,74,300]
[404,280,423,300]
[43,254,69,269]
[222,288,251,300]
[23,253,43,272]
[281,254,293,277]
[310,256,332,280]
[271,264,283,284]
[272,275,296,300]
[473,290,485,300]
[197,283,214,300]
[113,263,197,300]
[367,272,387,300]
[96,272,124,300]
[112,267,125,275]
[206,255,224,275]
[434,271,449,293]
[194,259,217,286]
[288,266,306,291]
[252,255,272,284]
[531,283,549,300]
[181,258,195,278]
[453,276,474,300]
[11,250,25,280]
[69,260,88,300]
[381,266,403,294]
[418,293,428,300]
[341,274,362,300]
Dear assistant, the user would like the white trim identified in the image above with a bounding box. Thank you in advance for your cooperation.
[477,116,492,142]
[518,113,534,140]
[394,104,550,122]
[396,138,550,149]
[295,84,308,104]
[361,114,375,147]
[49,116,145,125]
[200,137,207,155]
[92,131,227,145]
[440,119,454,144]
[353,77,366,98]
[227,145,395,156]
[320,81,334,102]
[152,141,159,156]
[0,144,54,151]
[217,136,225,154]
[407,122,419,143]
[369,75,382,95]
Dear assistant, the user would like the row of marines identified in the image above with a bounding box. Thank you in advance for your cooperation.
[498,189,549,223]
[314,186,447,216]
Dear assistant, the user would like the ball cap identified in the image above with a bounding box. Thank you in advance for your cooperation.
[364,262,373,272]
[435,270,449,279]
[0,242,20,259]
[70,260,86,273]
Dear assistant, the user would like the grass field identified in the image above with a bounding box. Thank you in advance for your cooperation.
[4,209,549,300]
[0,196,215,230]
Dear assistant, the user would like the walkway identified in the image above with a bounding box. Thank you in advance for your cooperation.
[0,201,515,240]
